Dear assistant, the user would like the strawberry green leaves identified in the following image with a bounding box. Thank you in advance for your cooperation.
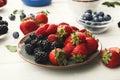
[13,9,24,15]
[102,1,120,8]
[102,49,112,64]
[5,45,17,52]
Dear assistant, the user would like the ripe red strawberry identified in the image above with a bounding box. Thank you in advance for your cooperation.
[58,22,69,26]
[63,42,75,58]
[57,25,72,38]
[35,13,48,24]
[2,0,7,5]
[79,29,92,38]
[48,34,58,42]
[72,43,88,62]
[64,32,86,46]
[46,24,58,35]
[86,37,98,55]
[35,24,49,36]
[77,32,86,43]
[64,36,71,46]
[79,29,87,33]
[71,26,79,31]
[101,48,120,68]
[20,19,38,35]
[49,48,67,65]
[0,0,4,7]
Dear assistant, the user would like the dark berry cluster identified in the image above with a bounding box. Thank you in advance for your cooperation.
[24,33,63,64]
[82,9,111,22]
[0,16,8,35]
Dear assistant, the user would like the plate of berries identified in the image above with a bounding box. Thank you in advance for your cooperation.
[17,23,102,68]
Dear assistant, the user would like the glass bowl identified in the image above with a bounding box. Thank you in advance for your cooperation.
[77,18,112,34]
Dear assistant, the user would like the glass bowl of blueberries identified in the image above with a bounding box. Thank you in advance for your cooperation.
[77,9,112,34]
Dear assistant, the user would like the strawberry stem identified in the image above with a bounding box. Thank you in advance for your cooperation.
[102,49,112,64]
[71,54,84,63]
[57,26,67,39]
[37,10,50,16]
[71,33,80,45]
[55,49,67,66]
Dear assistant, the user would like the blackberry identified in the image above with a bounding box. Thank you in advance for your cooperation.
[25,44,34,55]
[37,35,45,41]
[0,25,8,35]
[0,17,9,35]
[24,34,37,44]
[34,47,42,54]
[0,16,2,20]
[51,41,63,50]
[118,21,120,28]
[41,39,51,52]
[34,51,48,64]
[30,38,38,45]
[36,40,43,47]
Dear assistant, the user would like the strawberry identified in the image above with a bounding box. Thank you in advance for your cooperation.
[46,24,58,35]
[57,25,72,39]
[79,29,92,38]
[64,36,71,46]
[0,0,4,7]
[63,42,75,58]
[77,32,86,43]
[58,22,69,26]
[101,48,120,68]
[86,37,98,55]
[20,19,38,35]
[49,48,67,65]
[48,34,58,42]
[72,43,88,63]
[71,26,79,31]
[35,13,48,24]
[79,29,87,33]
[64,32,86,46]
[35,24,49,36]
[2,0,7,5]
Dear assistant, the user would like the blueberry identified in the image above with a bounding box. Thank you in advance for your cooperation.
[20,13,26,20]
[29,13,35,18]
[82,15,87,20]
[98,16,104,22]
[0,16,2,20]
[85,9,92,14]
[9,14,16,21]
[84,12,93,21]
[104,14,111,21]
[93,17,99,22]
[97,11,104,17]
[13,32,19,39]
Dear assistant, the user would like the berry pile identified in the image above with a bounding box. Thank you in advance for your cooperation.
[24,22,99,66]
[81,9,111,22]
[0,16,8,35]
[19,11,48,35]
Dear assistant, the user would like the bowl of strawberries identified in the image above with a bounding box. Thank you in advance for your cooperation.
[17,22,102,68]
